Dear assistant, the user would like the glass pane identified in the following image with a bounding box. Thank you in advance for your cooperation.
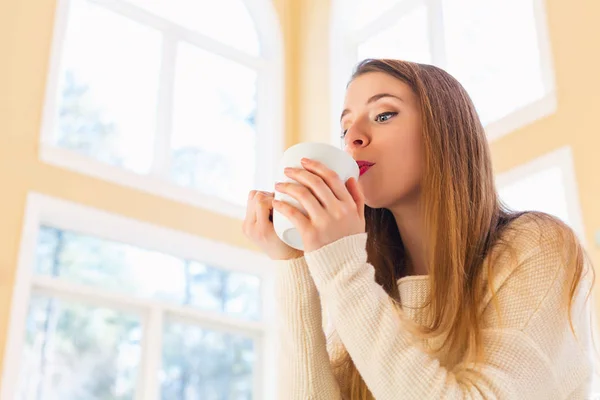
[342,0,405,31]
[125,0,260,56]
[35,226,262,320]
[183,262,261,321]
[443,0,546,126]
[357,3,430,63]
[498,166,571,225]
[161,321,254,400]
[55,0,162,173]
[170,43,257,206]
[17,296,141,400]
[35,226,185,303]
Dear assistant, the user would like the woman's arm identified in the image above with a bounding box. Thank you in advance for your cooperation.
[274,257,342,399]
[304,232,592,400]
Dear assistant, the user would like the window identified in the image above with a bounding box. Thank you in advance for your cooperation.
[499,165,571,224]
[356,3,431,64]
[495,146,586,241]
[330,0,556,143]
[1,194,275,399]
[40,0,283,218]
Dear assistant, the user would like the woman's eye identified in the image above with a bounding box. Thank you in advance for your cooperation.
[340,129,348,138]
[375,112,397,123]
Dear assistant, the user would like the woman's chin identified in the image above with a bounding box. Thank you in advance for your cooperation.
[361,182,399,210]
[362,195,387,210]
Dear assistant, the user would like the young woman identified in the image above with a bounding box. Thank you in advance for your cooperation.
[242,59,594,399]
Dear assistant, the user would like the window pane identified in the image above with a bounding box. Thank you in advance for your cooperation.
[161,321,254,400]
[342,0,405,31]
[35,226,262,320]
[35,226,185,303]
[17,296,141,400]
[55,0,162,173]
[498,166,571,225]
[183,262,261,321]
[357,3,430,63]
[125,0,260,56]
[443,0,546,125]
[170,43,257,206]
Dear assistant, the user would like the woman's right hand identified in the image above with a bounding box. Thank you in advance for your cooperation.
[242,190,304,261]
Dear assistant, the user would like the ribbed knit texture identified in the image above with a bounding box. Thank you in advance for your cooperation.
[274,219,593,399]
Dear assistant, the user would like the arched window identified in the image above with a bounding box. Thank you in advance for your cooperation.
[40,0,283,216]
[330,0,555,143]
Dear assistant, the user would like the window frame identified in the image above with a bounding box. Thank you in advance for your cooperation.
[495,146,587,243]
[329,0,556,145]
[39,0,284,220]
[1,193,277,400]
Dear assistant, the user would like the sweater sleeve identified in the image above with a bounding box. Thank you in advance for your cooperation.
[274,256,342,399]
[304,228,593,400]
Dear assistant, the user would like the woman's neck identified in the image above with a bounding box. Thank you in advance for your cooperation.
[389,202,428,276]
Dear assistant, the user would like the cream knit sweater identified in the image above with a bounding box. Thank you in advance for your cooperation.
[274,218,593,399]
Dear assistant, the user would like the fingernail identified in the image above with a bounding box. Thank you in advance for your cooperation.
[300,158,309,164]
[284,167,292,173]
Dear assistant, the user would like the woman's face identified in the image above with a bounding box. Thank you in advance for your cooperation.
[341,72,424,209]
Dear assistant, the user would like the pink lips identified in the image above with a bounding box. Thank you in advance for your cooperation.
[356,160,375,176]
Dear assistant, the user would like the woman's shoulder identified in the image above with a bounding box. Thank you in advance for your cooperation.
[481,212,593,334]
[494,211,581,260]
[484,211,589,291]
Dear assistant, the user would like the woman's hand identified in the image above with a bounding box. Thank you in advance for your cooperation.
[272,158,365,253]
[242,190,304,261]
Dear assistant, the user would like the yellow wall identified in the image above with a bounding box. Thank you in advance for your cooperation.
[1,0,599,381]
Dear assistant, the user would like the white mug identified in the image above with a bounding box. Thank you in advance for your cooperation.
[273,142,359,250]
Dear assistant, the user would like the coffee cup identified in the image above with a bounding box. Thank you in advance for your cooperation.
[273,142,359,250]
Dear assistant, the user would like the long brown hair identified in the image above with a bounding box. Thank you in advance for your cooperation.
[332,59,591,399]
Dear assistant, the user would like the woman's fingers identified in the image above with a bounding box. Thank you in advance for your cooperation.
[275,182,327,220]
[255,192,274,233]
[245,190,259,225]
[283,168,338,208]
[300,158,354,203]
[244,191,273,234]
[346,177,365,219]
[272,198,311,233]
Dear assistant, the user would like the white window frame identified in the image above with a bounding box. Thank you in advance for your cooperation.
[329,0,556,145]
[494,146,587,244]
[39,0,285,220]
[0,193,278,400]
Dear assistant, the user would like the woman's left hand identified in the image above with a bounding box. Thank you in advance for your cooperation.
[272,157,366,253]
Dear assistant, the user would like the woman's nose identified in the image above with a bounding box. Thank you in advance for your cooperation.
[344,126,369,150]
